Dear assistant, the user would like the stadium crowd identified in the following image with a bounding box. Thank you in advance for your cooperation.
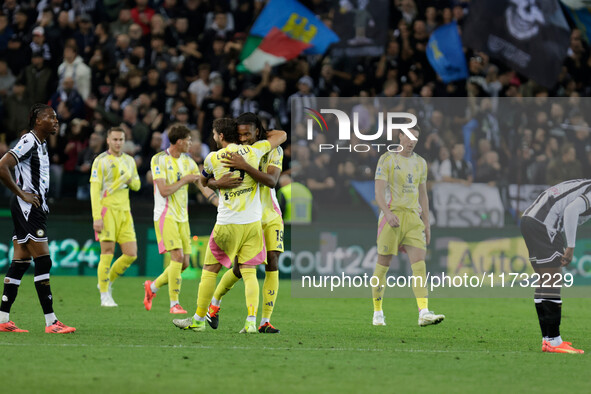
[0,0,588,205]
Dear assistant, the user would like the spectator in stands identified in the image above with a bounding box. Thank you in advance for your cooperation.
[5,35,29,76]
[199,77,227,143]
[62,118,90,197]
[0,58,15,98]
[288,76,317,125]
[111,7,133,37]
[76,131,105,200]
[305,152,336,199]
[202,11,233,54]
[58,43,92,100]
[188,63,210,110]
[475,151,502,186]
[0,13,14,54]
[430,145,450,183]
[12,9,31,43]
[131,0,155,36]
[546,144,583,185]
[439,142,473,185]
[121,104,150,149]
[30,26,52,63]
[230,82,259,118]
[74,14,95,63]
[113,33,132,67]
[19,49,54,104]
[49,76,85,124]
[258,73,288,131]
[2,80,30,143]
[55,10,75,45]
[138,130,162,177]
[104,77,132,116]
[475,138,492,169]
[146,34,170,69]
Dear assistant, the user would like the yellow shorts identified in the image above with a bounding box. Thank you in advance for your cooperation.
[377,210,426,255]
[154,217,191,254]
[95,208,136,244]
[263,215,284,252]
[204,221,266,268]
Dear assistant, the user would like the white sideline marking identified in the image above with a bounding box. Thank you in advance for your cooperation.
[0,342,523,354]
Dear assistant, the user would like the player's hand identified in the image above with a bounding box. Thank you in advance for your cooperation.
[385,211,400,227]
[221,153,247,170]
[215,173,243,189]
[424,225,431,245]
[561,247,574,267]
[21,192,40,208]
[181,174,200,185]
[93,219,104,233]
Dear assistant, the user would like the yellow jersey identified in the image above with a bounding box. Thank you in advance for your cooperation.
[90,151,140,220]
[375,151,427,213]
[203,140,272,225]
[260,146,283,224]
[151,150,199,223]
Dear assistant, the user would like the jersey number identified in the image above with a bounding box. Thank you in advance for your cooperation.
[229,167,245,179]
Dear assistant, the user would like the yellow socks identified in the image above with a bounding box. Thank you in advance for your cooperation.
[212,269,240,303]
[153,265,170,289]
[97,254,113,292]
[261,270,279,321]
[108,254,136,283]
[411,260,428,311]
[196,270,218,318]
[168,261,183,302]
[241,266,259,318]
[372,263,389,312]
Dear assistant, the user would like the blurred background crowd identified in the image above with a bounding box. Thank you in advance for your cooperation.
[0,0,588,208]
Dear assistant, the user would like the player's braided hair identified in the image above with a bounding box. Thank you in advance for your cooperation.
[236,112,266,140]
[28,103,52,130]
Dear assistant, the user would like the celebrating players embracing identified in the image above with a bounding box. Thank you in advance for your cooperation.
[173,118,286,333]
[206,112,284,333]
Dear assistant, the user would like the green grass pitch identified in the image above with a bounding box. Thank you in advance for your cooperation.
[1,276,590,393]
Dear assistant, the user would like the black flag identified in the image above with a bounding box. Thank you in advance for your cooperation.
[463,0,570,88]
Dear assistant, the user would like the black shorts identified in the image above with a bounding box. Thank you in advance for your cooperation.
[520,216,564,268]
[10,195,48,244]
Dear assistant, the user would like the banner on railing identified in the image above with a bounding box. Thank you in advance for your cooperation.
[432,183,504,228]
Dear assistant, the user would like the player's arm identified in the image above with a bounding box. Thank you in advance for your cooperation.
[562,196,588,266]
[154,176,197,197]
[375,179,399,227]
[418,181,430,245]
[126,158,141,191]
[206,173,243,190]
[197,180,219,207]
[0,151,40,207]
[265,129,287,149]
[221,153,280,188]
[90,158,105,232]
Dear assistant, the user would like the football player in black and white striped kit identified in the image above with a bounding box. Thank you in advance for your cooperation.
[520,179,590,354]
[0,104,76,334]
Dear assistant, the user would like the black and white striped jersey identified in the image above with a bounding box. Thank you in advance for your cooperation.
[523,179,591,238]
[8,131,50,215]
